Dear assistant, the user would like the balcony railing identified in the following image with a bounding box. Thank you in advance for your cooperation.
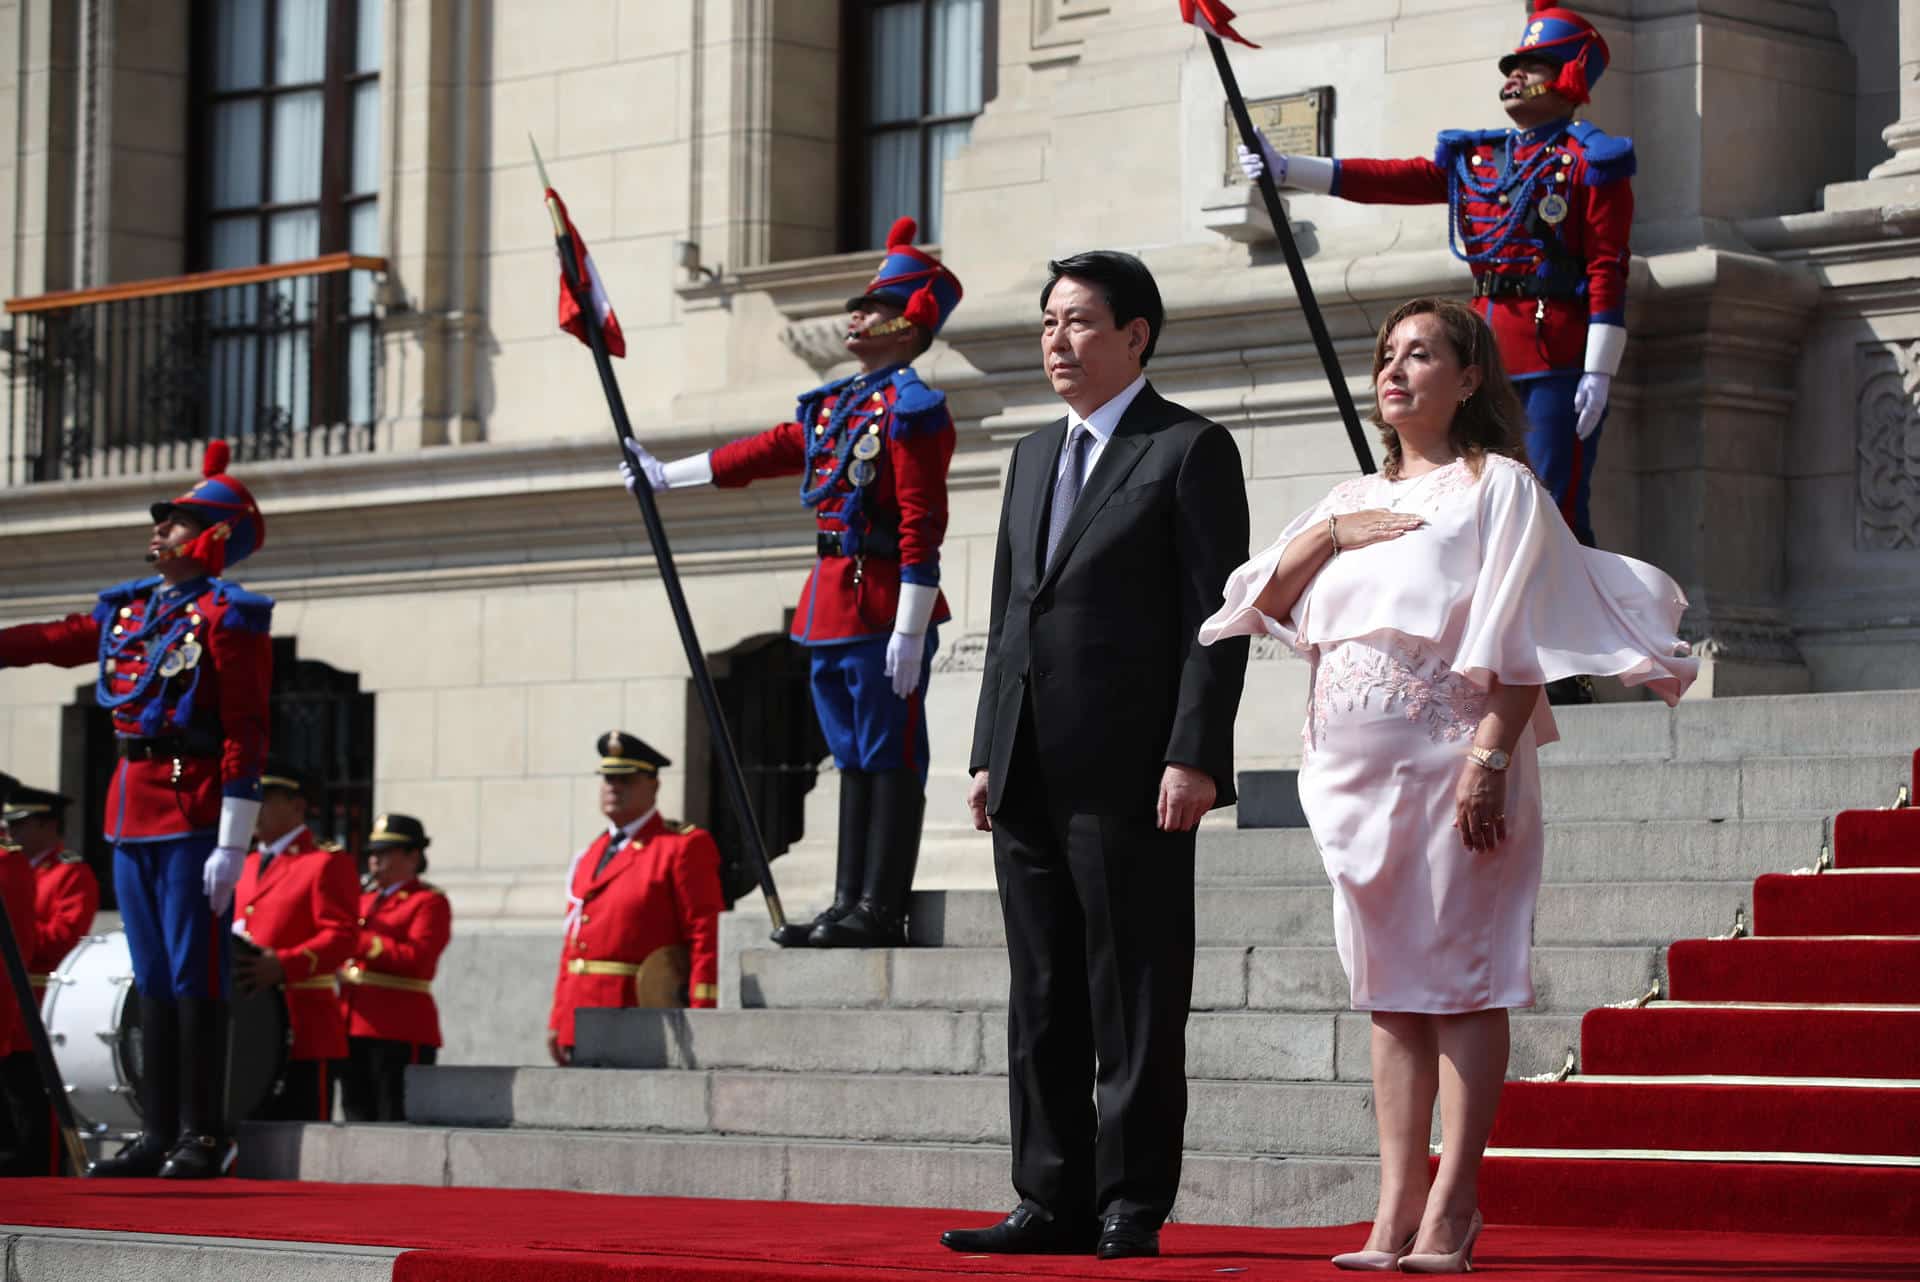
[3,253,386,486]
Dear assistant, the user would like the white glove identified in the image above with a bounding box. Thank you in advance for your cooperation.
[205,793,261,914]
[1236,130,1334,193]
[621,437,668,493]
[1573,373,1610,440]
[203,845,245,914]
[885,631,924,699]
[884,582,940,699]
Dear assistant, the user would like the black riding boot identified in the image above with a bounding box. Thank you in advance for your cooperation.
[810,768,924,948]
[87,994,179,1178]
[158,997,235,1179]
[771,769,872,947]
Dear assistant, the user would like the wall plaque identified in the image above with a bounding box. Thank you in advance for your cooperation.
[1225,88,1333,186]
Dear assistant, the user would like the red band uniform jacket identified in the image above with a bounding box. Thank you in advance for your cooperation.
[1332,122,1633,379]
[548,813,725,1049]
[0,848,34,1057]
[234,829,360,1061]
[28,849,99,988]
[709,369,955,645]
[0,576,273,837]
[341,878,451,1048]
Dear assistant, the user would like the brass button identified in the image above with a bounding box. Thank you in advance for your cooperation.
[1561,154,1572,166]
[1497,193,1509,206]
[119,606,132,618]
[356,917,367,926]
[245,905,255,914]
[111,625,123,636]
[580,913,590,924]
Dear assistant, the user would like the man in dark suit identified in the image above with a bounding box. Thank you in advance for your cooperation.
[942,252,1250,1260]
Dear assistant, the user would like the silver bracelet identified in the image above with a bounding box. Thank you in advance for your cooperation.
[1327,514,1341,553]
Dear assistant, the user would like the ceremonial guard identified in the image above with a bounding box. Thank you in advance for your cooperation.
[2,788,100,998]
[231,762,358,1121]
[0,441,272,1177]
[624,218,962,947]
[547,734,724,1065]
[1242,6,1628,548]
[338,813,450,1121]
[0,838,44,1176]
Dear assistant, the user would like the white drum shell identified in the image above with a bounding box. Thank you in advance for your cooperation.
[39,931,140,1136]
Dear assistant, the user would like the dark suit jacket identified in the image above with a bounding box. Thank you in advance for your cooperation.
[969,383,1251,816]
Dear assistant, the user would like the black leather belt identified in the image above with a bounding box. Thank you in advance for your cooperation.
[116,736,216,762]
[817,528,900,559]
[1474,273,1582,301]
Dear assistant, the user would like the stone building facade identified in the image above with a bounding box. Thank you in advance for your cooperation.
[1,2,1916,1037]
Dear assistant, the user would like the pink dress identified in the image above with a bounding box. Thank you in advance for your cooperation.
[1199,455,1696,1012]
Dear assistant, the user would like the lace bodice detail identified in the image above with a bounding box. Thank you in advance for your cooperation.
[1307,635,1490,753]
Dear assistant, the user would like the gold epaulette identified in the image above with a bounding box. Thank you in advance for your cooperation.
[57,850,85,864]
[321,840,347,853]
[669,819,697,834]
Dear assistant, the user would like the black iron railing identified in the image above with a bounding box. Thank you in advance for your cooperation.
[3,252,386,485]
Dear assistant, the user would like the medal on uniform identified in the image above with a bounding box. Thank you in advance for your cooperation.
[159,648,186,678]
[853,435,880,461]
[1538,193,1569,225]
[178,638,203,670]
[848,459,877,487]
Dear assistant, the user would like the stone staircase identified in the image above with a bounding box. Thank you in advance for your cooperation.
[243,691,1920,1228]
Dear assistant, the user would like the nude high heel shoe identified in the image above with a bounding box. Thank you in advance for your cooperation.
[1399,1211,1482,1274]
[1331,1231,1416,1271]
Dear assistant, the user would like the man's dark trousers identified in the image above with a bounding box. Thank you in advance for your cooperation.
[993,707,1197,1225]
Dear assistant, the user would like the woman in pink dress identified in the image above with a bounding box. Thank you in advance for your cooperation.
[1199,297,1695,1273]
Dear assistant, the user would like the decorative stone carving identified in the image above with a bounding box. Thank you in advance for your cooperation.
[933,631,990,673]
[780,318,856,375]
[1855,339,1920,549]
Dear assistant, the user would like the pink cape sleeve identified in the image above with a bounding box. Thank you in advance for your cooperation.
[1452,458,1697,705]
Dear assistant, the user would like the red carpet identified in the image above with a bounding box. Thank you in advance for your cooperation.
[1752,872,1920,936]
[1666,937,1920,1003]
[2,1179,1916,1282]
[1834,809,1920,869]
[1580,1005,1920,1078]
[1490,1080,1920,1157]
[1475,1156,1920,1238]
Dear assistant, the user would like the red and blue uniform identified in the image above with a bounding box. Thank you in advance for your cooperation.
[1325,6,1630,545]
[710,369,954,777]
[0,576,271,998]
[1334,121,1632,545]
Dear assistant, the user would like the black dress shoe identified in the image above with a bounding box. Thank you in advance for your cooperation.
[156,1134,237,1180]
[1097,1212,1161,1260]
[941,1201,1099,1254]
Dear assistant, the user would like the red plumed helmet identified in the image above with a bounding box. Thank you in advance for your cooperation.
[148,441,266,575]
[1501,3,1610,107]
[845,215,964,337]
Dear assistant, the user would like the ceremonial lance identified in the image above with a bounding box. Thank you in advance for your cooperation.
[0,773,89,1174]
[532,140,789,938]
[1177,0,1376,474]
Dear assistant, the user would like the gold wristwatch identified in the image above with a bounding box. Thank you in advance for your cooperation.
[1468,746,1511,772]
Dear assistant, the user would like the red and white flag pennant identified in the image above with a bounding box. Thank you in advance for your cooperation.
[548,187,627,359]
[1177,0,1259,48]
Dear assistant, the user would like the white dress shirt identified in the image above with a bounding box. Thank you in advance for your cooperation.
[1057,372,1147,491]
[605,808,657,852]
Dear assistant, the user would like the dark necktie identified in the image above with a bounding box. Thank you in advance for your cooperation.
[595,830,626,878]
[1045,426,1091,569]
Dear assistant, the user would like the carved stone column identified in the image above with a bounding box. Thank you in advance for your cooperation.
[1871,0,1920,179]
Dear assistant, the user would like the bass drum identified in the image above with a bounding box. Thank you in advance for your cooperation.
[40,931,294,1137]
